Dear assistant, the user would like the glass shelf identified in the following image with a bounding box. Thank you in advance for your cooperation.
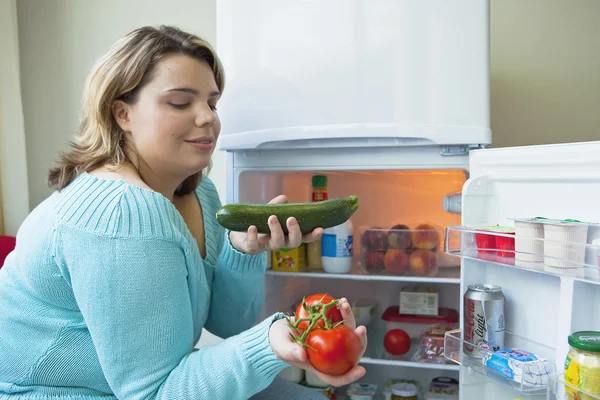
[444,329,557,395]
[444,226,600,284]
[266,262,461,283]
[547,373,600,400]
[360,328,459,371]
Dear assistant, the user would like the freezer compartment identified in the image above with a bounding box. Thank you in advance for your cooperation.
[445,226,600,282]
[444,330,557,395]
[547,373,600,400]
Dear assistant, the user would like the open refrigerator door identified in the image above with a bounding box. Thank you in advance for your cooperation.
[441,141,600,400]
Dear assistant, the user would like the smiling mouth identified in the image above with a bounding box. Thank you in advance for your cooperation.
[185,138,213,144]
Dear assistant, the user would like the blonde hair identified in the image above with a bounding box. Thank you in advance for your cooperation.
[48,25,225,196]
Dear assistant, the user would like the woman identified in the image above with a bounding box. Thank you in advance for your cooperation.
[0,25,367,399]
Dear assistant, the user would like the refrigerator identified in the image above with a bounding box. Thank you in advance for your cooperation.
[215,1,600,399]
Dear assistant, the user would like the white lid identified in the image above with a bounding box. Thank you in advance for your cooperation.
[391,383,418,396]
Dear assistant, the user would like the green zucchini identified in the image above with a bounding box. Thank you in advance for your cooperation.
[216,195,359,234]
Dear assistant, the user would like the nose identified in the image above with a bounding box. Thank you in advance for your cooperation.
[195,103,216,127]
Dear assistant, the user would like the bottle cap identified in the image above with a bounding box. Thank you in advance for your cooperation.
[312,175,327,188]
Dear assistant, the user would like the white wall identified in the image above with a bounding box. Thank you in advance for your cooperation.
[490,0,600,148]
[17,0,226,210]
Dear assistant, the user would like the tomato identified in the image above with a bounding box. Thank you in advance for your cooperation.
[295,294,343,330]
[305,324,361,376]
[383,328,411,356]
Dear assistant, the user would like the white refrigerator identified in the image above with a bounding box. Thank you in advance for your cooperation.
[215,1,600,399]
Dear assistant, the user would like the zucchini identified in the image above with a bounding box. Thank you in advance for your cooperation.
[216,195,359,234]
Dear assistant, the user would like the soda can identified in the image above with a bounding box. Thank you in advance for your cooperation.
[463,284,506,358]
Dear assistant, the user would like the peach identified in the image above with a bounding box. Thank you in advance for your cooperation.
[409,249,438,277]
[361,228,388,251]
[387,224,412,250]
[412,223,440,250]
[384,249,410,274]
[363,250,385,272]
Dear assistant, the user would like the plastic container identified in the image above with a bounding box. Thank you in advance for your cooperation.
[360,225,440,277]
[381,306,459,341]
[321,219,353,274]
[564,331,600,399]
[305,370,329,388]
[424,377,459,400]
[351,298,377,326]
[473,225,515,257]
[592,238,600,270]
[411,325,456,364]
[391,383,418,399]
[513,219,545,262]
[277,366,304,383]
[347,382,377,400]
[543,220,589,269]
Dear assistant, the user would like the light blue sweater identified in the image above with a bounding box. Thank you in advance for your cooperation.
[0,172,288,399]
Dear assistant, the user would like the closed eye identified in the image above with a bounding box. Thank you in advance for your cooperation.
[169,103,190,110]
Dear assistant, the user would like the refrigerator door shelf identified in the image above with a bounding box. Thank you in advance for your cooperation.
[444,329,556,396]
[444,226,600,284]
[218,123,491,151]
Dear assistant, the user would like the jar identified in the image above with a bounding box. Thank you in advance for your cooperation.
[391,383,418,400]
[564,331,600,400]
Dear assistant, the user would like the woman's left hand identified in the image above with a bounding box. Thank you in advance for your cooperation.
[229,195,324,255]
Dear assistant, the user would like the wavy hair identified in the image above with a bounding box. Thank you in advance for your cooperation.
[48,25,224,196]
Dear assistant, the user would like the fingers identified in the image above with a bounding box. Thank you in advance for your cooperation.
[310,365,366,388]
[355,325,368,358]
[285,217,302,248]
[266,215,286,249]
[338,297,356,331]
[301,227,324,244]
[243,226,260,254]
[268,195,288,205]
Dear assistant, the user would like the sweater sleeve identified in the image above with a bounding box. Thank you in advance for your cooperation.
[203,232,268,338]
[57,224,287,400]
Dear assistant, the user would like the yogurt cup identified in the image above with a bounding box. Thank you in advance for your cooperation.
[513,219,545,262]
[542,220,589,269]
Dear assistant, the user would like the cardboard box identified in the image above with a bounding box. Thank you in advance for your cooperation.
[272,244,307,272]
[400,285,439,316]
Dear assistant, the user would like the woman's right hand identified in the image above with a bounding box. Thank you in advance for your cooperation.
[268,298,367,387]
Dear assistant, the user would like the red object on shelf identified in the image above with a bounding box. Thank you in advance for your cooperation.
[0,236,16,268]
[381,306,459,324]
[475,228,515,258]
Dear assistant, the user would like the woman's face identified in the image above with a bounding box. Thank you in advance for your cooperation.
[114,54,221,181]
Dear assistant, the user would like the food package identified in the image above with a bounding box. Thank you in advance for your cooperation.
[411,324,457,364]
[482,348,554,388]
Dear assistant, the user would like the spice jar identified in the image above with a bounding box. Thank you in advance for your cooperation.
[564,331,600,400]
[391,383,418,400]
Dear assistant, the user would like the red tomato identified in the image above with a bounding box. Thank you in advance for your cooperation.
[295,294,343,330]
[305,324,361,376]
[384,329,411,356]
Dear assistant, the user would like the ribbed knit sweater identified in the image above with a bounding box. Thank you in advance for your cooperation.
[0,172,287,399]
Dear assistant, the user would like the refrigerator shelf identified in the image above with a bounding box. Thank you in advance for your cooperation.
[444,329,557,395]
[360,328,460,371]
[444,226,600,285]
[547,372,600,400]
[265,266,461,283]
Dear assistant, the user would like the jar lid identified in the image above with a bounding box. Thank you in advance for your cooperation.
[568,331,600,352]
[312,175,327,188]
[391,383,418,396]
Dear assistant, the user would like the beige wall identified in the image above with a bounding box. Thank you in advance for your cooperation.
[17,0,225,209]
[490,0,600,148]
[15,0,600,208]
